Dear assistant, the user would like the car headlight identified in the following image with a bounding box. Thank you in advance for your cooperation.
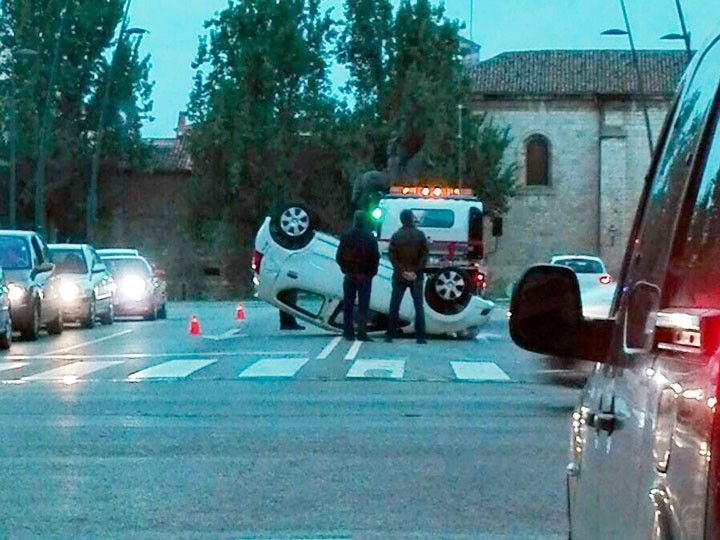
[59,281,82,303]
[120,275,147,301]
[7,284,26,303]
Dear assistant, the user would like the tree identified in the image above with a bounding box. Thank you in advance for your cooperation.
[0,0,153,237]
[187,0,346,295]
[339,0,516,215]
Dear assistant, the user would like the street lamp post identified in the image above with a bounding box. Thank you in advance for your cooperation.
[87,0,147,241]
[602,0,654,156]
[661,0,692,62]
[33,4,69,234]
[457,104,464,188]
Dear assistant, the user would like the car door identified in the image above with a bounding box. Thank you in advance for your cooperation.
[29,235,58,324]
[89,247,113,307]
[572,37,720,539]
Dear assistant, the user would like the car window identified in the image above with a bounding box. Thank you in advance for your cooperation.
[623,38,720,290]
[30,236,45,265]
[0,236,32,270]
[104,258,152,277]
[50,249,89,275]
[411,209,455,228]
[664,93,720,308]
[556,259,604,274]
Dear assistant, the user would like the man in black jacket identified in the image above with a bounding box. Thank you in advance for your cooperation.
[336,211,380,341]
[386,209,429,344]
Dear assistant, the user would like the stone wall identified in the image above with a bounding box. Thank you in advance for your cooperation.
[474,97,671,294]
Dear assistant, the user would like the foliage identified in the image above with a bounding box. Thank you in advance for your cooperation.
[0,0,153,237]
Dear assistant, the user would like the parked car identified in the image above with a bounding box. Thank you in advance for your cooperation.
[549,255,616,319]
[0,230,63,340]
[253,204,494,338]
[48,244,115,327]
[100,255,167,320]
[510,32,720,539]
[0,266,12,349]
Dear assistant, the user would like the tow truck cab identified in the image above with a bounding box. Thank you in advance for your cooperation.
[374,186,488,295]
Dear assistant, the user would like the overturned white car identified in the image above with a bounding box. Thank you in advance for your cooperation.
[252,204,495,338]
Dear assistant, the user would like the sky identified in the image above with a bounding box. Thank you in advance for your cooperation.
[128,0,720,138]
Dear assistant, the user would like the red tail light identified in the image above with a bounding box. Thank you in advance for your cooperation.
[599,274,612,285]
[476,272,486,284]
[251,251,263,273]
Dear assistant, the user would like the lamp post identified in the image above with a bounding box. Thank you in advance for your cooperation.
[87,0,147,241]
[661,0,692,62]
[602,0,654,156]
[7,48,39,228]
[33,4,69,234]
[457,104,464,188]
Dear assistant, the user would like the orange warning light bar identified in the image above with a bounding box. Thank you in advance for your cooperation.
[389,186,474,198]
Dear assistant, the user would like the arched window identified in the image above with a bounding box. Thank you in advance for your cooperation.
[525,135,550,186]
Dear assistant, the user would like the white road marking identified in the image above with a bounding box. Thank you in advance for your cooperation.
[475,333,507,342]
[23,361,124,382]
[347,359,405,380]
[238,357,309,379]
[41,329,133,356]
[451,361,511,382]
[5,351,307,361]
[344,340,362,361]
[128,359,217,380]
[0,362,28,373]
[317,336,342,359]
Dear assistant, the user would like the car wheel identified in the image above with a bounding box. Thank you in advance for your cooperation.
[0,315,11,350]
[46,308,64,336]
[157,303,167,319]
[270,203,315,249]
[81,296,96,329]
[425,267,472,315]
[99,304,114,326]
[21,304,41,341]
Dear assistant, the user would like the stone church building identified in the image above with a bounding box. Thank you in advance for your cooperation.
[469,49,687,292]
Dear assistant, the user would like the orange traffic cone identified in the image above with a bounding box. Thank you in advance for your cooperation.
[235,303,246,321]
[188,315,201,336]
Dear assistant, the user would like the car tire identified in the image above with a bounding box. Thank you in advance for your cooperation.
[46,309,64,336]
[20,303,41,341]
[0,315,11,350]
[99,303,114,326]
[157,303,167,319]
[81,296,96,329]
[270,203,315,250]
[425,266,473,316]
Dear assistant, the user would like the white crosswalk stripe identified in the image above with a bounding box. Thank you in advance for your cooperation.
[346,359,405,380]
[0,362,27,373]
[238,357,309,379]
[128,359,217,381]
[451,361,511,382]
[22,361,124,382]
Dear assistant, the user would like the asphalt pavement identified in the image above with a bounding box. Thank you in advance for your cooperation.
[0,301,581,539]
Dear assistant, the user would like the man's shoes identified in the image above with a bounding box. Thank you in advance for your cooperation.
[281,324,306,331]
[357,334,373,342]
[416,338,427,344]
[384,335,393,343]
[344,333,355,341]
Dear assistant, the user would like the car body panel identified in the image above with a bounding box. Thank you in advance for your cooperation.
[255,217,493,335]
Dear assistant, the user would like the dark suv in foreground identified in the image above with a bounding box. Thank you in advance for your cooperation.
[511,34,720,539]
[0,231,63,340]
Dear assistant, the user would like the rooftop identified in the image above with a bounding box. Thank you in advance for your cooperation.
[469,49,688,98]
[145,137,192,174]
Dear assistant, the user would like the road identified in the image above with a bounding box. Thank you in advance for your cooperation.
[0,301,581,539]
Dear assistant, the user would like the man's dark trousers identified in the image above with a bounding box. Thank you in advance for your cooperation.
[343,273,372,339]
[387,276,426,340]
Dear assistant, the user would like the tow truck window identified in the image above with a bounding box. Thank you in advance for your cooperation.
[412,209,455,228]
[664,96,720,308]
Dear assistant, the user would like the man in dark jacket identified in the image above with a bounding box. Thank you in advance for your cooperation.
[386,209,428,344]
[336,211,380,341]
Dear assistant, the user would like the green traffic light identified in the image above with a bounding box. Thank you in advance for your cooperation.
[371,207,383,220]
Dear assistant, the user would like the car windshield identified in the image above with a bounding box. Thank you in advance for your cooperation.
[50,249,88,274]
[556,258,604,274]
[104,258,151,277]
[0,236,32,270]
[412,209,455,228]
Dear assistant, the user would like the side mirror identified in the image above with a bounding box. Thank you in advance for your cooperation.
[33,262,54,276]
[492,216,503,237]
[92,263,108,274]
[509,265,613,363]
